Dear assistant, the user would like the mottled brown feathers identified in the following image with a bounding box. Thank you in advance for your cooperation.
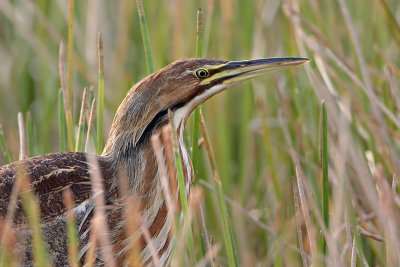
[0,152,112,224]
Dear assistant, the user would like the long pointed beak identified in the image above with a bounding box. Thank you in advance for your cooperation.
[200,57,309,85]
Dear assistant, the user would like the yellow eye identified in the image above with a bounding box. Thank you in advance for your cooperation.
[195,68,209,79]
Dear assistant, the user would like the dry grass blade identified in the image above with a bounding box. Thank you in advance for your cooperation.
[139,218,161,267]
[294,167,318,265]
[375,165,400,266]
[160,126,177,205]
[151,132,176,235]
[118,172,142,267]
[85,99,96,152]
[198,203,214,267]
[293,161,342,265]
[385,66,400,116]
[84,215,99,267]
[199,112,218,181]
[17,112,27,160]
[292,176,308,267]
[357,226,384,243]
[350,237,356,267]
[391,174,397,193]
[86,154,116,267]
[76,87,89,152]
[122,197,142,267]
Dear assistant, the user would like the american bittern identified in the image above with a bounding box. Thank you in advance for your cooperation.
[0,57,307,266]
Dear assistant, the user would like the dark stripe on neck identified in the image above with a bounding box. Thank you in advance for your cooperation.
[136,102,185,146]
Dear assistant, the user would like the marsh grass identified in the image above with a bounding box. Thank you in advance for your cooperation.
[0,0,399,266]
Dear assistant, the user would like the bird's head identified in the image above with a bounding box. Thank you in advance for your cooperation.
[103,57,308,155]
[156,57,309,126]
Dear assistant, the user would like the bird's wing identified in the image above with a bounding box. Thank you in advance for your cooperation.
[0,152,111,225]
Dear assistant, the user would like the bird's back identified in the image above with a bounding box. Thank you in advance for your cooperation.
[0,152,112,266]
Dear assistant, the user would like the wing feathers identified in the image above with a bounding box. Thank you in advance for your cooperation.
[0,152,111,224]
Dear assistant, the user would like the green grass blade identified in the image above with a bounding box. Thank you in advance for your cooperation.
[191,9,204,178]
[167,111,196,263]
[67,0,74,110]
[96,33,105,154]
[379,0,400,48]
[320,100,329,254]
[65,0,75,151]
[0,124,12,164]
[58,89,67,152]
[136,0,155,73]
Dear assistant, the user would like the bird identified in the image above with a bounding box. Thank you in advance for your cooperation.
[0,57,308,266]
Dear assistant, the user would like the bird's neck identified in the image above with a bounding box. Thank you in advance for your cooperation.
[101,87,193,199]
[97,82,193,264]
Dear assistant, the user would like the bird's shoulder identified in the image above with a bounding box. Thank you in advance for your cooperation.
[0,152,112,225]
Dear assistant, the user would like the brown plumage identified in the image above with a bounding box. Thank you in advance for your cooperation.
[0,57,307,266]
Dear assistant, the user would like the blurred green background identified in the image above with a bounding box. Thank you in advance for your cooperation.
[1,0,400,265]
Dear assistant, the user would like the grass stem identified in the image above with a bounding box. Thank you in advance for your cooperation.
[58,89,68,151]
[167,110,196,263]
[17,112,27,160]
[76,87,88,152]
[320,100,329,254]
[191,9,204,178]
[96,33,105,153]
[136,0,155,73]
[66,0,75,151]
